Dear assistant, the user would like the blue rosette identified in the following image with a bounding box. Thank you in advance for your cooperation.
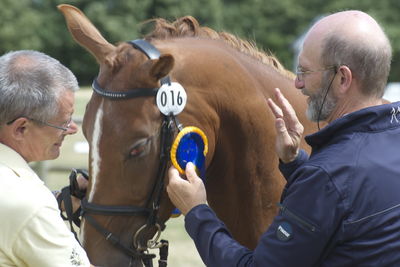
[170,126,208,218]
[170,126,208,176]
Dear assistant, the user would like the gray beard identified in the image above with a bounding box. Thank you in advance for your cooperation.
[305,85,337,122]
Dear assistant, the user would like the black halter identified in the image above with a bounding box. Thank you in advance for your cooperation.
[91,39,170,99]
[81,39,175,267]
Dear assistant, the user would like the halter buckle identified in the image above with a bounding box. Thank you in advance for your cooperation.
[133,223,162,251]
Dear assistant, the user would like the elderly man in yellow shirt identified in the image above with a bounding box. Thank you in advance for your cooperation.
[0,50,95,267]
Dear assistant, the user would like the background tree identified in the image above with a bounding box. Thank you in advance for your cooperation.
[0,0,44,53]
[0,0,398,84]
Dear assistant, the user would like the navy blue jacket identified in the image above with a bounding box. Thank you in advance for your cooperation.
[185,102,400,266]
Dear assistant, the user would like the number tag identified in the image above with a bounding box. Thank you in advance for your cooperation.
[156,82,187,115]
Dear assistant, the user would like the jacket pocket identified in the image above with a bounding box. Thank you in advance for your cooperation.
[278,203,317,233]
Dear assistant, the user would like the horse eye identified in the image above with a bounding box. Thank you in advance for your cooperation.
[130,146,145,157]
[129,138,150,158]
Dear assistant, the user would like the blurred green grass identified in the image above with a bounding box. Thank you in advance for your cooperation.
[35,87,204,267]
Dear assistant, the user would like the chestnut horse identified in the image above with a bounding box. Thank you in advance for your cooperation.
[59,4,316,267]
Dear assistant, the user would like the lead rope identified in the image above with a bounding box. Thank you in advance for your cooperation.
[142,239,168,267]
[158,240,169,267]
[57,169,90,243]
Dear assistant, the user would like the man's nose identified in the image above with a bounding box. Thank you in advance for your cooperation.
[66,119,79,135]
[295,76,305,89]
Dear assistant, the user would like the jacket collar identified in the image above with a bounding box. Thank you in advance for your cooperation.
[305,101,400,148]
[0,143,42,182]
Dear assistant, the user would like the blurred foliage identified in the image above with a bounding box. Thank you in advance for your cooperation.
[0,0,399,84]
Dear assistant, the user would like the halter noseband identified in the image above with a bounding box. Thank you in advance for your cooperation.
[81,39,174,267]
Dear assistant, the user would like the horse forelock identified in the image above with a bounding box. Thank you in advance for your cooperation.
[143,16,294,79]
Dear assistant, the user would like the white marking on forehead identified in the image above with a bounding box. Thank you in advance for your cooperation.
[88,101,104,202]
[81,100,104,244]
[80,220,86,243]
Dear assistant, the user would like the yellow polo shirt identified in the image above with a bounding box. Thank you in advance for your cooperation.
[0,143,90,267]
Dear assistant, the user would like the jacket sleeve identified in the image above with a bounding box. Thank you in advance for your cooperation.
[185,204,254,267]
[185,165,344,267]
[279,149,309,180]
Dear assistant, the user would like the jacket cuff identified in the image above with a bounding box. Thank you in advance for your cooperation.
[184,204,221,238]
[279,149,309,179]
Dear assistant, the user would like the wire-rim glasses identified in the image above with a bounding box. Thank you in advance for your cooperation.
[296,65,337,81]
[6,116,72,131]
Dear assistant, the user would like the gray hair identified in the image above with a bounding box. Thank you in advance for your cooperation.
[0,50,78,125]
[321,31,392,98]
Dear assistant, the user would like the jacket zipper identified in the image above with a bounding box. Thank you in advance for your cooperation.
[278,203,317,232]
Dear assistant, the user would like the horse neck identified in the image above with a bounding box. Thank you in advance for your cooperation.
[170,38,315,178]
[158,39,310,247]
[163,39,288,171]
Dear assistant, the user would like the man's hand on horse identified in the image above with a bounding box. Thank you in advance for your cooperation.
[166,162,207,215]
[70,169,89,212]
[267,88,304,163]
[70,168,89,199]
[75,170,89,196]
[56,169,89,214]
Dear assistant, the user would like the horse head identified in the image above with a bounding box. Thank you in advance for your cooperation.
[58,5,184,267]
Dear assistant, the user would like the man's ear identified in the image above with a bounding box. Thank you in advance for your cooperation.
[337,65,352,94]
[9,118,29,140]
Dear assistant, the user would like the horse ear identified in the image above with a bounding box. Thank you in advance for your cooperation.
[57,4,115,64]
[150,54,175,80]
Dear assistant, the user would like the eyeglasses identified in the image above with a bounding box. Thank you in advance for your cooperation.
[6,116,73,131]
[296,66,337,81]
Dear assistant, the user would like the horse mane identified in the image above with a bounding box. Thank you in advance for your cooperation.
[144,16,295,79]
